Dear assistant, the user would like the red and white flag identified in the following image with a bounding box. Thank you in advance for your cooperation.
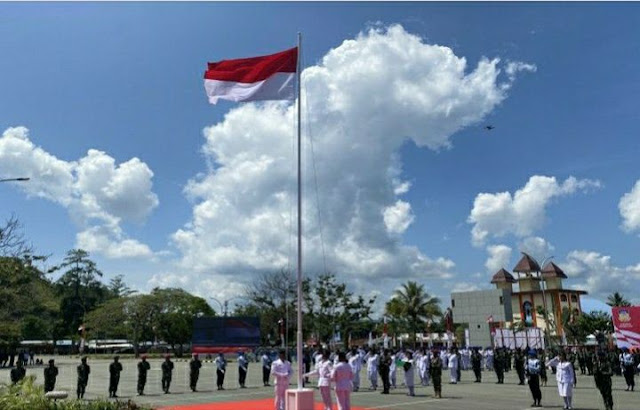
[204,47,298,104]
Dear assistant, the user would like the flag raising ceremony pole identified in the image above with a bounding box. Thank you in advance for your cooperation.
[295,31,304,392]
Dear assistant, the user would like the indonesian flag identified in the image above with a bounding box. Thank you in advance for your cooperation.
[204,47,298,104]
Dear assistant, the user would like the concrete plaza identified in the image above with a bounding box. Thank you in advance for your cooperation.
[1,357,638,409]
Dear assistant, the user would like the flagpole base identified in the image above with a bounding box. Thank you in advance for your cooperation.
[286,388,314,410]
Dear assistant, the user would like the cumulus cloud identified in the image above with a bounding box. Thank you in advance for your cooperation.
[485,244,512,273]
[172,24,533,299]
[562,250,640,300]
[0,126,158,259]
[383,200,415,234]
[619,180,640,233]
[519,236,555,260]
[468,175,601,246]
[505,61,537,81]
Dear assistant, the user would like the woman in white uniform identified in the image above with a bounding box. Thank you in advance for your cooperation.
[305,350,333,410]
[403,351,416,396]
[331,352,353,410]
[546,351,575,410]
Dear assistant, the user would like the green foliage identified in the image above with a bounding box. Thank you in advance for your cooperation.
[304,273,376,345]
[562,308,613,344]
[53,249,109,340]
[0,256,59,347]
[606,292,631,307]
[0,376,150,410]
[385,281,441,347]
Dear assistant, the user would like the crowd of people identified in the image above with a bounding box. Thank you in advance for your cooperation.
[6,344,640,410]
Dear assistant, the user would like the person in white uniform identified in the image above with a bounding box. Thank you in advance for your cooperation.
[420,349,431,386]
[448,348,459,384]
[305,350,333,410]
[389,351,398,389]
[403,351,416,396]
[365,349,379,390]
[331,352,353,410]
[348,348,362,392]
[271,350,293,410]
[484,348,494,371]
[546,351,575,410]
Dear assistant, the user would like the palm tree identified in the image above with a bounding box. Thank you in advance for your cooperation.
[606,292,631,307]
[385,281,442,347]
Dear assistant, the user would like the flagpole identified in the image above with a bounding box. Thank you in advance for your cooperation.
[296,31,304,391]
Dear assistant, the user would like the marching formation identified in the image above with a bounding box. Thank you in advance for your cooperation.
[6,345,640,410]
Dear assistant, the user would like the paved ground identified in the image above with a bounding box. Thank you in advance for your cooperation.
[1,357,638,409]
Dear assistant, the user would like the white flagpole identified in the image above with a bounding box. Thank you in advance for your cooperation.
[296,31,304,391]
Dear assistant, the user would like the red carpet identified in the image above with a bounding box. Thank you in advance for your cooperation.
[158,398,368,410]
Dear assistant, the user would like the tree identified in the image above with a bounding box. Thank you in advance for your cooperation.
[606,292,631,307]
[0,215,33,257]
[109,275,136,298]
[242,269,297,345]
[303,273,375,346]
[86,294,156,356]
[53,249,108,341]
[150,288,215,356]
[385,281,441,348]
[0,256,59,348]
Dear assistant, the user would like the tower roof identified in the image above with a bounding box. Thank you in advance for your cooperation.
[513,253,541,273]
[542,261,568,279]
[491,268,517,284]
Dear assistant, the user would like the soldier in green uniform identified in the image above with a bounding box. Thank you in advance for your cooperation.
[586,348,595,376]
[577,348,587,375]
[594,350,614,410]
[108,356,123,398]
[494,348,505,384]
[10,360,26,384]
[137,355,151,395]
[539,349,548,387]
[43,359,58,392]
[514,348,526,385]
[190,354,202,392]
[77,357,90,399]
[471,348,482,383]
[161,354,174,394]
[429,348,443,398]
[379,349,392,394]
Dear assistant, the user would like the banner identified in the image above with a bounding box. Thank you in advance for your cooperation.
[192,317,261,349]
[612,306,640,349]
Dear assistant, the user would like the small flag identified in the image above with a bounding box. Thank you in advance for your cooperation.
[204,47,298,104]
[487,315,494,323]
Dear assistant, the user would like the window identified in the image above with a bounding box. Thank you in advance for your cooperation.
[452,299,455,307]
[523,301,533,327]
[560,294,568,302]
[571,294,578,303]
[499,296,504,305]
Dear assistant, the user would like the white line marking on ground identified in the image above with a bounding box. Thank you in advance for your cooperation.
[364,398,449,409]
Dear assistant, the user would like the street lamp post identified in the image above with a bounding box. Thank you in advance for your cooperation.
[209,297,244,317]
[525,253,554,348]
[0,177,30,183]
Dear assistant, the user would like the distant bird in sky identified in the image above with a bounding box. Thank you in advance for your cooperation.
[485,125,495,130]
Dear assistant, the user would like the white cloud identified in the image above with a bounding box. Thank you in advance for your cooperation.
[170,24,532,298]
[619,180,640,233]
[468,175,601,246]
[505,61,537,81]
[485,244,512,273]
[383,200,415,234]
[519,236,555,260]
[561,250,640,300]
[451,282,482,293]
[0,126,158,259]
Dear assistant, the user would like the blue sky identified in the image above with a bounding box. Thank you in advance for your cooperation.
[1,2,639,314]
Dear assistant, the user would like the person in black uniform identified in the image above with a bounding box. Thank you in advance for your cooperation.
[379,349,391,394]
[137,355,151,395]
[43,359,58,392]
[10,360,26,384]
[77,357,90,399]
[594,349,614,410]
[161,355,174,394]
[190,354,202,392]
[471,348,482,383]
[109,356,123,398]
[514,348,526,385]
